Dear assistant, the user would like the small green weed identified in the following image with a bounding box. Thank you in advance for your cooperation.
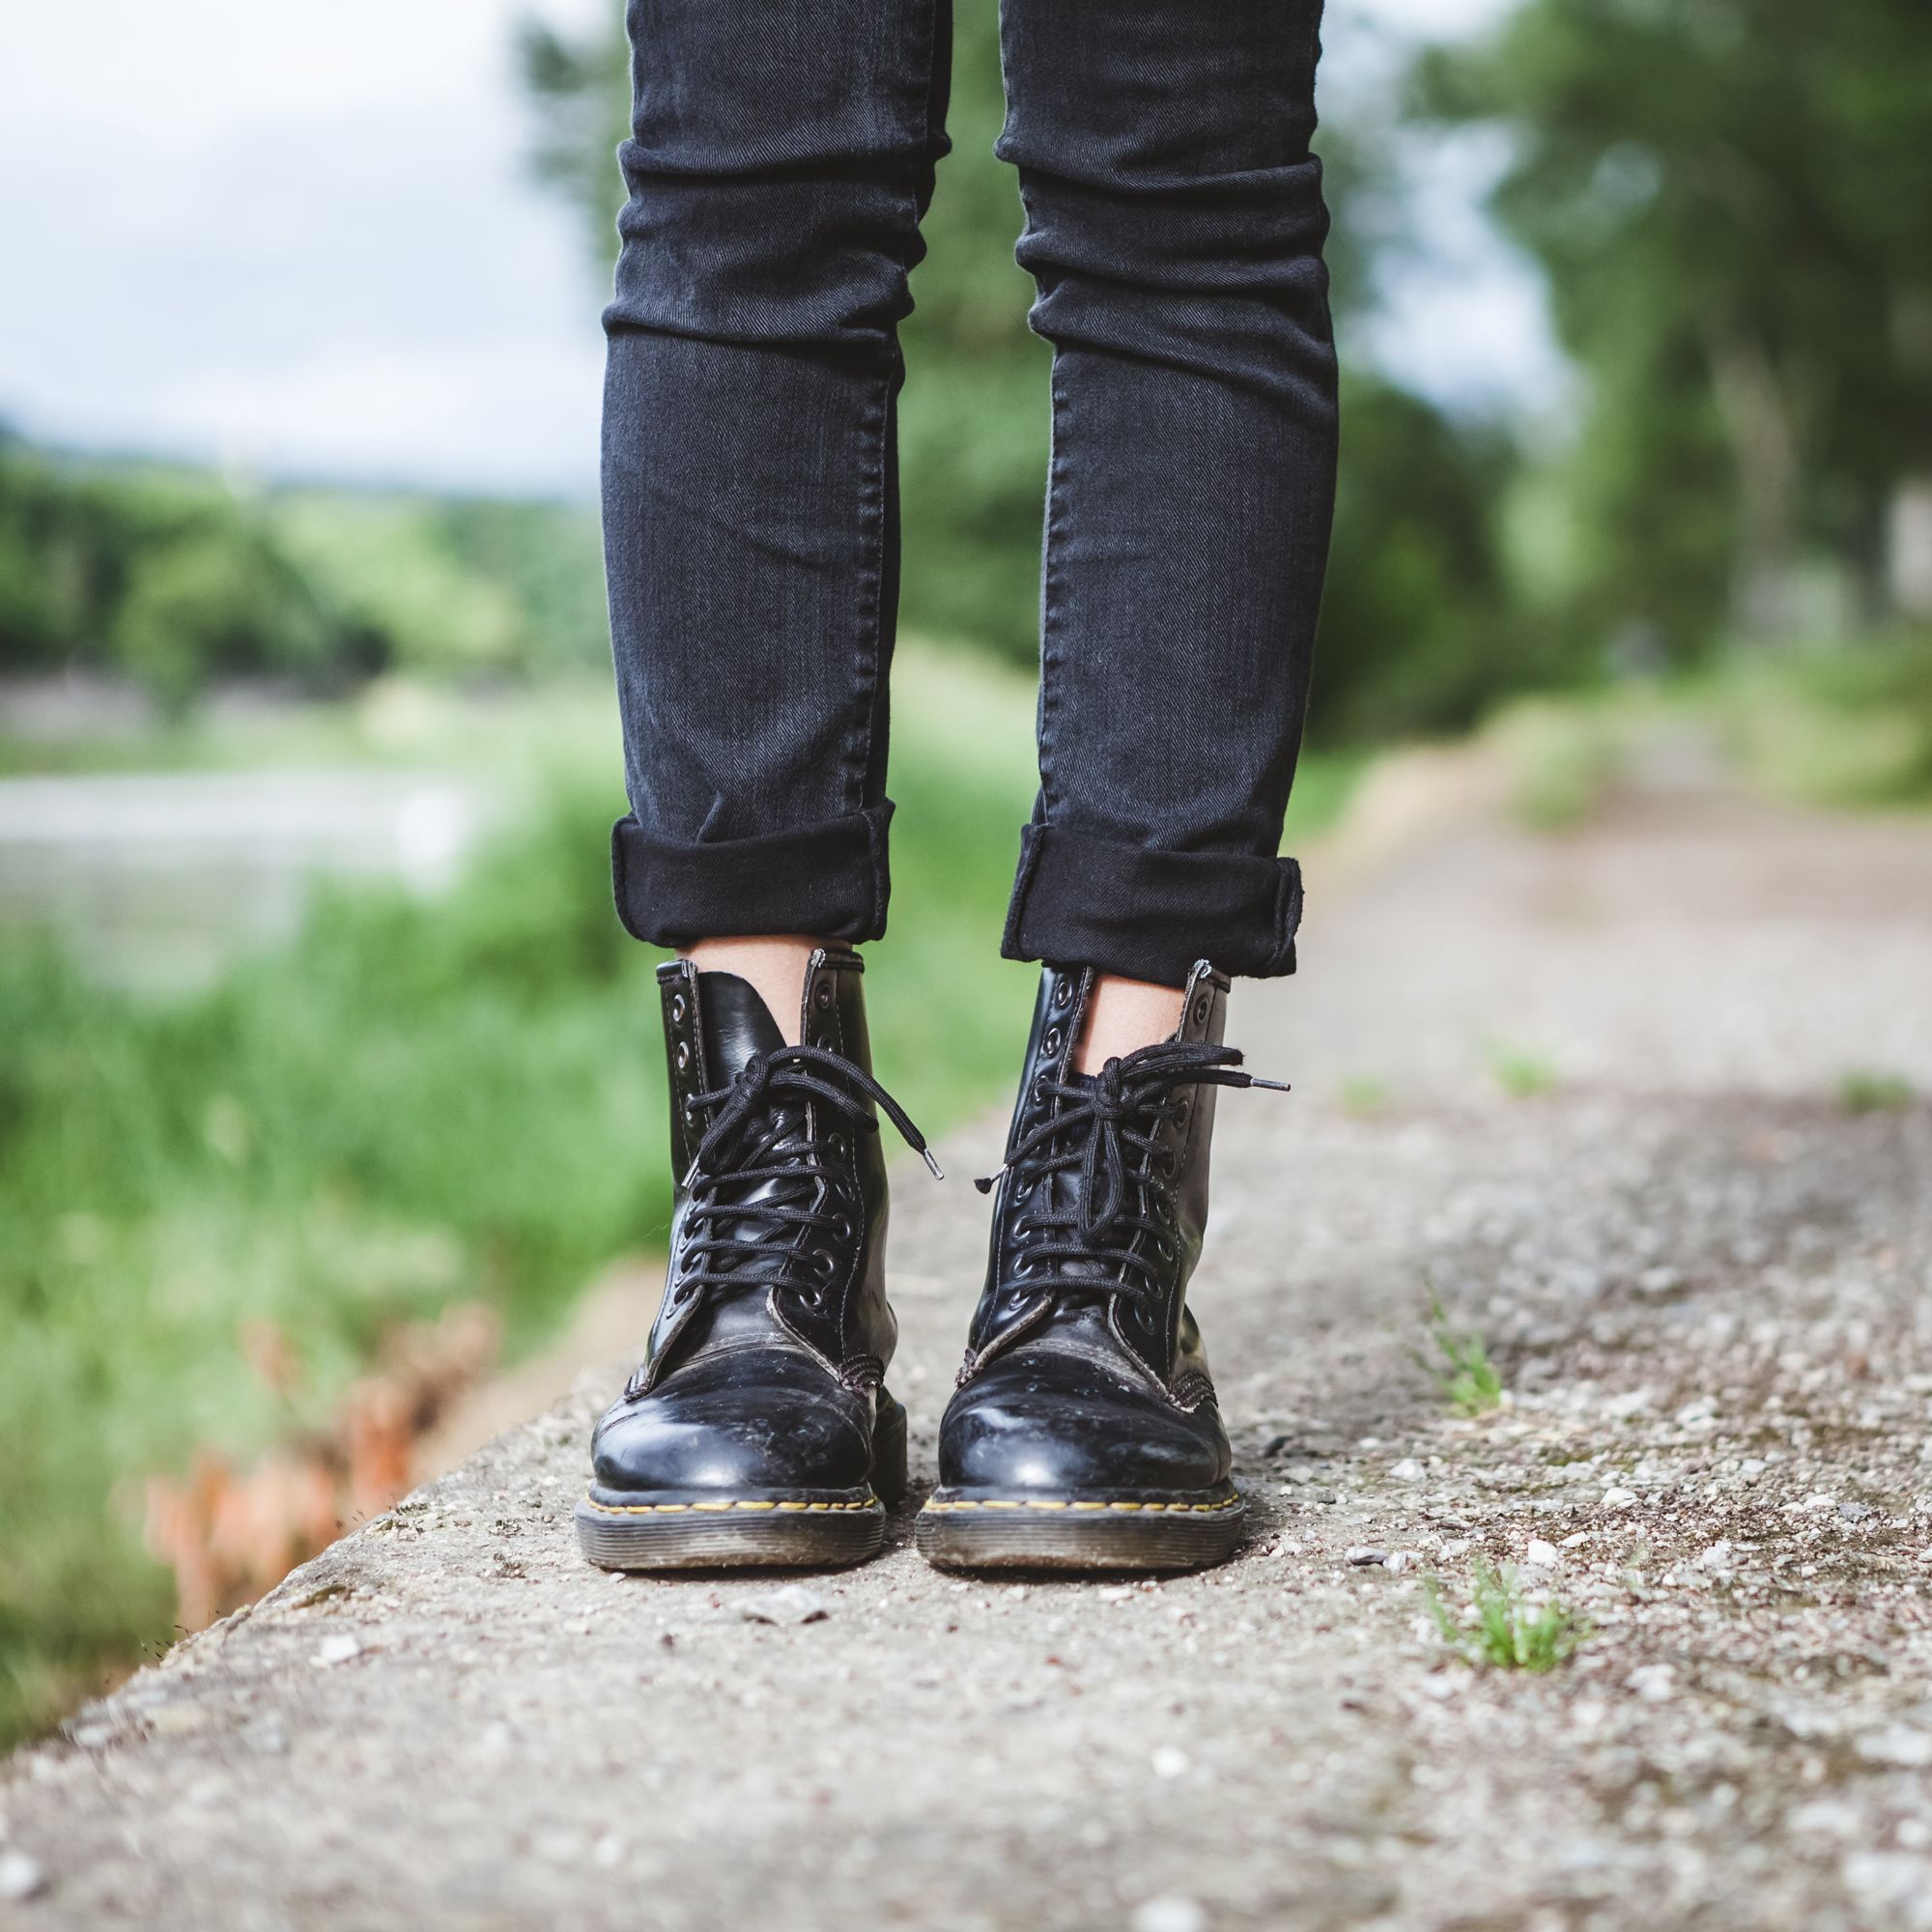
[1423,1561,1586,1671]
[1488,1042,1559,1099]
[1418,1293,1506,1417]
[1339,1075,1392,1118]
[1839,1068,1914,1115]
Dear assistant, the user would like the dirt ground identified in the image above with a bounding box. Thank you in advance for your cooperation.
[5,740,1932,1930]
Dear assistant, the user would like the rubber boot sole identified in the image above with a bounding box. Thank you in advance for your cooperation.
[575,1395,907,1572]
[914,1483,1245,1574]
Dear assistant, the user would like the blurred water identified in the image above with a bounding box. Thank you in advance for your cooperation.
[0,770,488,990]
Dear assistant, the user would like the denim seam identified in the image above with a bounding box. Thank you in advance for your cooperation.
[610,816,641,944]
[1032,198,1067,827]
[1000,821,1044,959]
[847,378,889,817]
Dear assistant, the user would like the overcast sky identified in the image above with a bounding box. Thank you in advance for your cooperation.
[0,0,1553,497]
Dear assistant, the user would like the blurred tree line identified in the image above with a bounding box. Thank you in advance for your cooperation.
[1417,0,1932,655]
[0,437,608,712]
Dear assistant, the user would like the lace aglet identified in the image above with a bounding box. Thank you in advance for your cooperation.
[972,1162,1007,1196]
[921,1147,946,1181]
[1248,1076,1293,1093]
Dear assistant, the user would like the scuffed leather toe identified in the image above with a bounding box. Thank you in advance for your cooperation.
[591,1345,874,1496]
[936,1341,1231,1497]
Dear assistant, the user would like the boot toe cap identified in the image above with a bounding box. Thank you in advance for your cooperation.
[937,1343,1229,1497]
[591,1347,873,1496]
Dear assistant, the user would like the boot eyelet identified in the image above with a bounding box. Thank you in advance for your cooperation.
[683,1099,696,1122]
[1042,1026,1063,1056]
[674,1041,690,1070]
[834,1215,853,1241]
[1013,1255,1033,1277]
[1053,979,1073,1010]
[1191,994,1209,1026]
[828,1132,847,1159]
[1033,1073,1050,1103]
[814,980,834,1010]
[814,1033,835,1053]
[811,1250,838,1278]
[670,993,687,1023]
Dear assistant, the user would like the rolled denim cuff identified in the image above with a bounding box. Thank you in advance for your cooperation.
[611,802,894,948]
[999,822,1303,985]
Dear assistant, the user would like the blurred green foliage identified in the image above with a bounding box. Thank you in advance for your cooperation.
[1415,0,1932,653]
[0,436,608,710]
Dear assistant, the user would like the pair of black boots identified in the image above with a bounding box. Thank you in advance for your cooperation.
[576,948,1279,1576]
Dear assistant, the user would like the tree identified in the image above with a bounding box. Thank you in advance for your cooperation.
[1415,0,1932,650]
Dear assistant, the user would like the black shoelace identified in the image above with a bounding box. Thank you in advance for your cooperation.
[976,1040,1287,1314]
[668,1045,940,1312]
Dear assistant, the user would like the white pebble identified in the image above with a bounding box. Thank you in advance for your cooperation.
[1625,1664,1676,1703]
[0,1851,46,1903]
[734,1585,829,1627]
[1601,1487,1638,1508]
[1151,1747,1191,1779]
[1387,1459,1426,1483]
[1855,1725,1932,1769]
[1133,1898,1207,1932]
[1524,1539,1562,1567]
[314,1633,363,1666]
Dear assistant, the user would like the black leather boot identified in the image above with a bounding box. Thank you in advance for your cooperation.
[577,947,938,1571]
[916,959,1285,1573]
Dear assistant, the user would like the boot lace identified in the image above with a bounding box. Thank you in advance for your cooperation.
[668,1045,940,1313]
[976,1040,1287,1315]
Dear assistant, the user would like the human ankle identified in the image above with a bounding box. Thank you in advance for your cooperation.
[680,935,828,1046]
[1072,973,1188,1075]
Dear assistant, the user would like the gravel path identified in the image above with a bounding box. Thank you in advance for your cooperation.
[6,753,1932,1930]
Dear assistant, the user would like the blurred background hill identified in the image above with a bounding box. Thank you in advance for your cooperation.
[4,0,1930,1748]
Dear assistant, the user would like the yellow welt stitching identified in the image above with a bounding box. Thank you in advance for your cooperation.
[923,1493,1241,1517]
[584,1493,879,1518]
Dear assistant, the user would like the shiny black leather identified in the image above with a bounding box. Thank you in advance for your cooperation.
[936,959,1248,1501]
[588,949,903,1503]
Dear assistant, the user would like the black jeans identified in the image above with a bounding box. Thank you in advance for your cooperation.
[603,0,1337,987]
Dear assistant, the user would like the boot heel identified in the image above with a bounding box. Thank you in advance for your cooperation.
[871,1392,909,1505]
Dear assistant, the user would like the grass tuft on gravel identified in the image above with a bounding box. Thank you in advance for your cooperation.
[1419,1293,1507,1417]
[1838,1068,1915,1115]
[1423,1562,1586,1672]
[1487,1042,1560,1099]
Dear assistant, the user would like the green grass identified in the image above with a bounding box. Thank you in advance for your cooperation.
[1487,1042,1560,1100]
[1418,1293,1507,1417]
[1489,696,1623,832]
[1422,1562,1586,1671]
[1339,1075,1393,1118]
[1716,629,1932,810]
[0,648,1048,1748]
[1839,1068,1915,1114]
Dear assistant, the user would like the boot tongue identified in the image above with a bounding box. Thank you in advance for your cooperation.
[696,970,788,1081]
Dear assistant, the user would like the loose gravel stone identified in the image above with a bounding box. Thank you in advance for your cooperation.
[0,1850,46,1903]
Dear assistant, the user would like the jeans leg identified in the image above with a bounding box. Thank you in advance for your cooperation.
[994,0,1338,986]
[604,0,952,948]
